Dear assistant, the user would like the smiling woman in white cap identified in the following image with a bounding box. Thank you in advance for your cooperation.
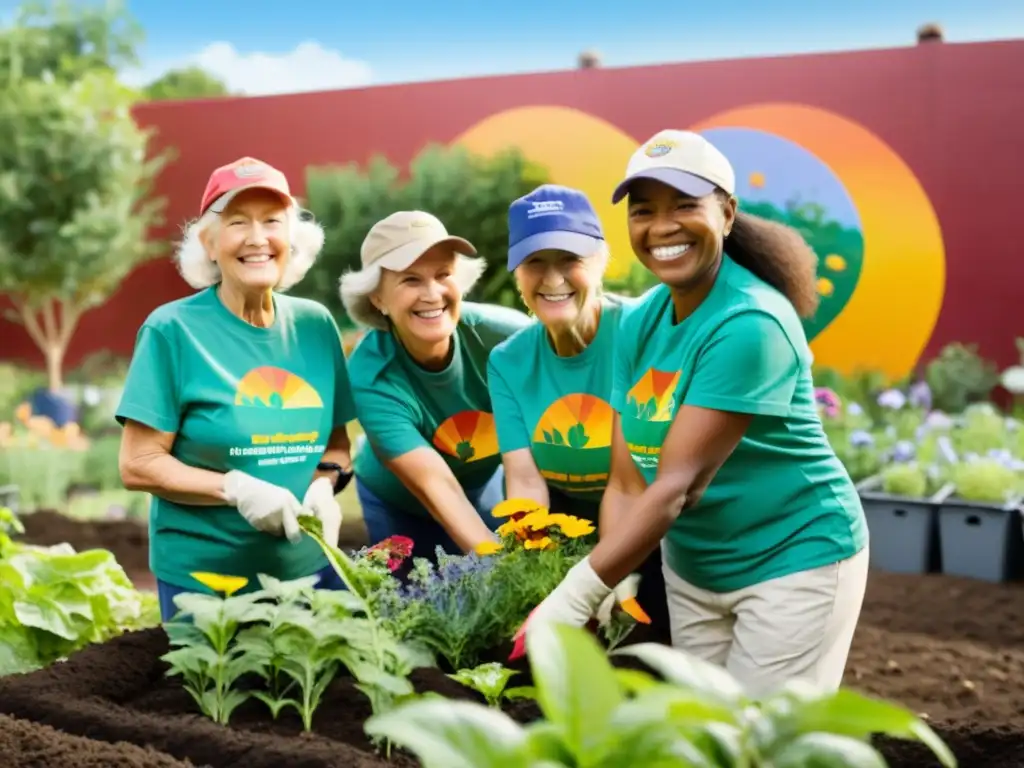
[117,157,357,621]
[516,131,869,697]
[341,211,531,561]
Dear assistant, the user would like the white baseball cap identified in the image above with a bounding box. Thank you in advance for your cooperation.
[611,129,736,204]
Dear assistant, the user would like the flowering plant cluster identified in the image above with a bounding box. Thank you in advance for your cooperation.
[816,379,1024,504]
[366,499,598,671]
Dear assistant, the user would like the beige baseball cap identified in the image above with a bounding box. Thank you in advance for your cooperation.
[611,129,735,204]
[361,211,477,271]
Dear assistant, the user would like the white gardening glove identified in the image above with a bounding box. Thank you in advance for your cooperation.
[302,476,342,548]
[223,470,302,543]
[510,556,612,659]
[596,573,653,627]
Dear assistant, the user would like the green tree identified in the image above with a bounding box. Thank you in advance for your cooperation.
[299,144,549,324]
[143,66,230,101]
[0,70,171,392]
[0,0,143,83]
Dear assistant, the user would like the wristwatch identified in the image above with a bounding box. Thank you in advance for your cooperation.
[317,462,354,494]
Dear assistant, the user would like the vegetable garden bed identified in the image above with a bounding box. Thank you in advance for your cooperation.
[2,569,1024,767]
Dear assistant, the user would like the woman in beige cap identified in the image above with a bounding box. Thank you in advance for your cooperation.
[515,130,868,698]
[341,211,532,561]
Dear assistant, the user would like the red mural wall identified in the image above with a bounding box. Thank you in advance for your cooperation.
[2,39,1022,379]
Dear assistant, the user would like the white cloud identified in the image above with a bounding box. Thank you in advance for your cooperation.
[125,40,373,96]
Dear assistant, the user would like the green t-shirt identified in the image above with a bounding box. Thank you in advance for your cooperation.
[612,256,867,593]
[350,302,532,515]
[488,296,633,520]
[116,286,357,592]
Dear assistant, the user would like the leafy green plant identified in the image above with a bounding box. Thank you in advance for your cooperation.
[161,591,265,724]
[925,343,1000,415]
[297,515,433,747]
[447,662,536,708]
[0,505,158,676]
[366,623,956,768]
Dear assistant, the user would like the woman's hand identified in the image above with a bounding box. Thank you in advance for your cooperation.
[510,556,612,659]
[302,476,343,547]
[224,471,303,542]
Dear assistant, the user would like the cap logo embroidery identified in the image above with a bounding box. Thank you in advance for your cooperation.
[233,163,265,179]
[644,141,675,158]
[526,200,564,219]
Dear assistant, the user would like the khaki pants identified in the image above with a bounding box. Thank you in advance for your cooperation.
[661,545,869,698]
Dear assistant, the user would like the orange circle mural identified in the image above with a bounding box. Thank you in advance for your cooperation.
[691,104,945,380]
[455,103,945,380]
[453,106,639,280]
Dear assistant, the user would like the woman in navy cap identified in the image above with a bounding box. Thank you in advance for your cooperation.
[488,184,669,635]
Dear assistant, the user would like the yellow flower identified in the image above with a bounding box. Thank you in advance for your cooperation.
[551,515,595,539]
[474,541,503,556]
[191,572,248,596]
[519,510,554,530]
[492,498,548,519]
[524,536,553,551]
[497,519,523,537]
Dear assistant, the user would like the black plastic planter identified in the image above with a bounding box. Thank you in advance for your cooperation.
[937,497,1024,583]
[859,485,942,575]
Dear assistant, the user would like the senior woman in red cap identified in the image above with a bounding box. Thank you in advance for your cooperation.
[117,157,357,621]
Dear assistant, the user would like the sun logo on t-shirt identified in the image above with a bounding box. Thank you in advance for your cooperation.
[626,369,681,422]
[234,366,323,409]
[532,394,613,450]
[433,410,499,463]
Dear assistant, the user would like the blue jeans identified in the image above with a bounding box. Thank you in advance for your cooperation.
[157,563,346,623]
[357,465,505,562]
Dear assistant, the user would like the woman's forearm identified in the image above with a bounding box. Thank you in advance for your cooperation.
[589,477,686,587]
[121,452,229,506]
[417,474,498,553]
[598,484,640,540]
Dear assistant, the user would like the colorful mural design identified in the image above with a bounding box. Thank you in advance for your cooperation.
[455,103,946,380]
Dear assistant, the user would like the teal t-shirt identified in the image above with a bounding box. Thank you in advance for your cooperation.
[612,256,867,593]
[350,302,532,516]
[115,286,357,592]
[488,295,633,520]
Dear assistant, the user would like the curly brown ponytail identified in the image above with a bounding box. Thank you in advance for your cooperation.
[724,211,820,319]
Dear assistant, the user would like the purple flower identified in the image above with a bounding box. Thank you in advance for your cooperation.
[847,402,864,417]
[925,411,954,431]
[877,389,906,410]
[892,441,916,462]
[908,381,932,410]
[850,430,874,448]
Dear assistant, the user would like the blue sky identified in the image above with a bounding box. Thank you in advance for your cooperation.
[5,0,1023,94]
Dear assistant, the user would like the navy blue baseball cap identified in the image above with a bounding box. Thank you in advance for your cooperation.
[507,184,605,271]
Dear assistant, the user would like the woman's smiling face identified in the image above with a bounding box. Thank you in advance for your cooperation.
[626,178,736,291]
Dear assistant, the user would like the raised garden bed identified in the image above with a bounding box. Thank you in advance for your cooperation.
[1,569,1023,767]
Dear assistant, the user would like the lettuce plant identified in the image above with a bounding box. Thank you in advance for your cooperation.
[366,623,956,768]
[0,506,158,676]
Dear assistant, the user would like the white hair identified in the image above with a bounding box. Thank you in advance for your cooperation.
[172,205,326,291]
[339,254,487,331]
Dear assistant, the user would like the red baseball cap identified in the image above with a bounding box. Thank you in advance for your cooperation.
[199,157,294,216]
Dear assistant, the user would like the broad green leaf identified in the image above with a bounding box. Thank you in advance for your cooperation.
[614,684,739,729]
[770,732,888,767]
[365,698,529,768]
[614,667,658,695]
[594,718,714,768]
[523,721,573,764]
[612,643,745,707]
[762,686,956,768]
[0,625,40,675]
[526,622,623,760]
[14,596,77,640]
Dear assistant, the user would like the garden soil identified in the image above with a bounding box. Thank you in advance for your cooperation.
[1,569,1023,768]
